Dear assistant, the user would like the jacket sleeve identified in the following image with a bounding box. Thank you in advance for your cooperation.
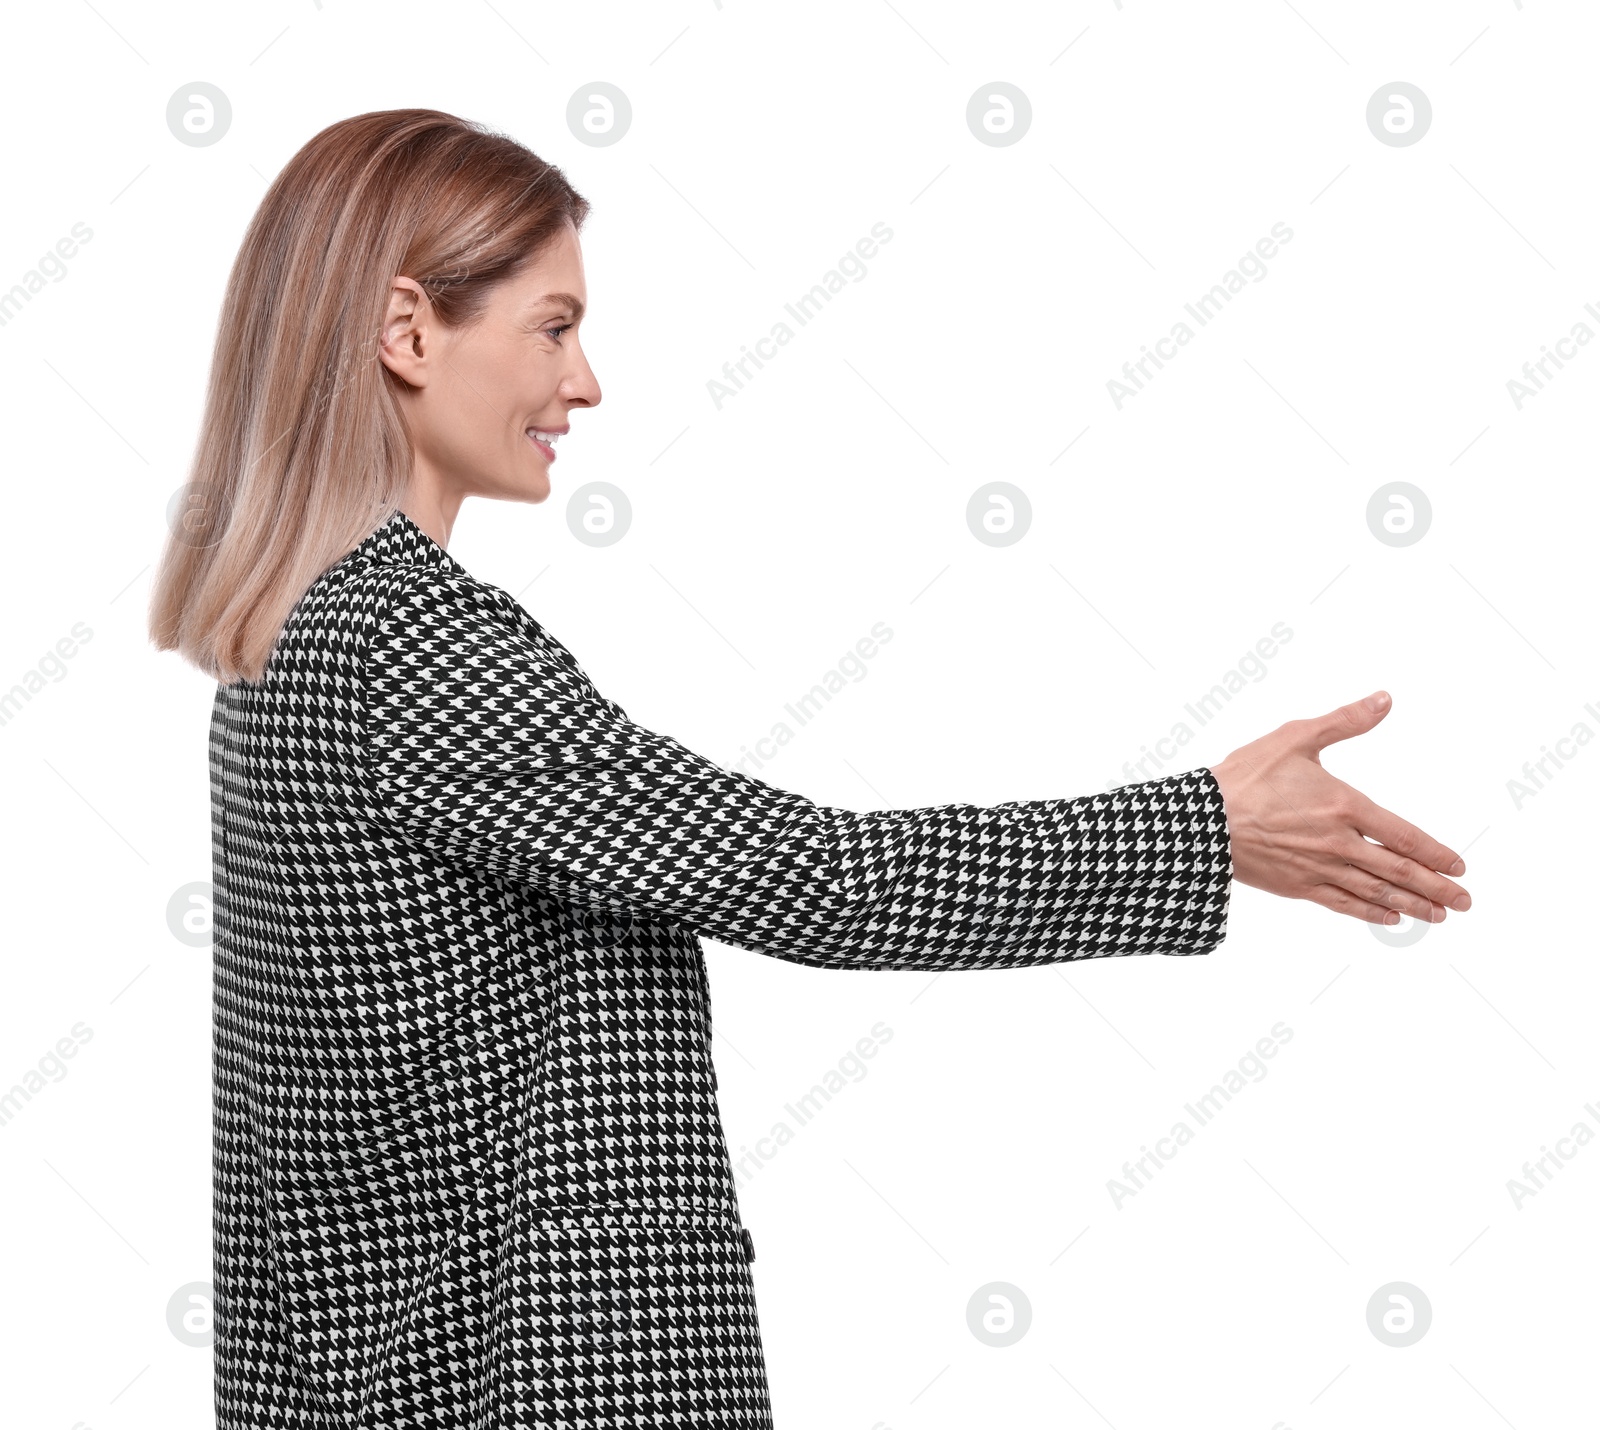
[360,569,1233,971]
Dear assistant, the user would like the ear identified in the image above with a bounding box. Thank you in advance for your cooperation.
[377,277,431,387]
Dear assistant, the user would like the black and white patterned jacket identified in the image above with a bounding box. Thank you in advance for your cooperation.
[207,506,1233,1428]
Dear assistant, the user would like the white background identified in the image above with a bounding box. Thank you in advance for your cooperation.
[2,1,1595,1426]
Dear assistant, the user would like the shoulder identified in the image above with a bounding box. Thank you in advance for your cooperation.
[364,566,527,645]
[269,555,538,683]
[349,564,600,699]
[287,549,529,647]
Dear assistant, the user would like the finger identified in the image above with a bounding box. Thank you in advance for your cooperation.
[1312,857,1452,921]
[1303,882,1404,926]
[1334,882,1446,925]
[1350,800,1469,884]
[1322,863,1448,923]
[1295,690,1392,754]
[1339,834,1471,911]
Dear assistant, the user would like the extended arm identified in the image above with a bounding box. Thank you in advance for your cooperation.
[361,571,1232,971]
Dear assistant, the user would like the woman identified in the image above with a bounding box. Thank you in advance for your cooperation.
[149,109,1471,1429]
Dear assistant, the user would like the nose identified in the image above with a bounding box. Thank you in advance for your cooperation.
[563,344,601,410]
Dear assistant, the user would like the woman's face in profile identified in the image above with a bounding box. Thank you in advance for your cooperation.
[380,218,601,508]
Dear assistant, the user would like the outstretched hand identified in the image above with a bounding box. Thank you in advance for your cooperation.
[1208,691,1471,926]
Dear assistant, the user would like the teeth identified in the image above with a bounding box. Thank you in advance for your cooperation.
[529,429,560,444]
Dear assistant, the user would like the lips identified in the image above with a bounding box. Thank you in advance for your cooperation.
[526,428,561,462]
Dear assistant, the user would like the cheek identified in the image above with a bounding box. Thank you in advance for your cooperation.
[521,349,564,402]
[443,355,525,443]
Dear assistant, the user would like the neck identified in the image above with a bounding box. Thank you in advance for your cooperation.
[397,477,460,550]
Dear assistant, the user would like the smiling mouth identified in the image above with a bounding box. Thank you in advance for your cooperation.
[525,428,562,461]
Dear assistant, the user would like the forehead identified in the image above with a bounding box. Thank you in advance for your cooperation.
[506,227,586,312]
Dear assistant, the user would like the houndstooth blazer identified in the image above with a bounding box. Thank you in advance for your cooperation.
[207,506,1234,1428]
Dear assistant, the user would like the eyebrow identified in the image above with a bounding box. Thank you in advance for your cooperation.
[528,291,585,324]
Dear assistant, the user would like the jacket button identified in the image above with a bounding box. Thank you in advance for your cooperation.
[740,1228,756,1263]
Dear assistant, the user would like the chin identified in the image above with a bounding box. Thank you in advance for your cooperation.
[502,473,552,505]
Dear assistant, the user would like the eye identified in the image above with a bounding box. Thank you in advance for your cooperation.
[544,323,574,343]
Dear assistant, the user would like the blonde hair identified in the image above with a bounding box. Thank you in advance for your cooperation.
[148,108,590,684]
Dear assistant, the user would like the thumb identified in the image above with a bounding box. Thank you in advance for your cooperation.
[1299,690,1391,752]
